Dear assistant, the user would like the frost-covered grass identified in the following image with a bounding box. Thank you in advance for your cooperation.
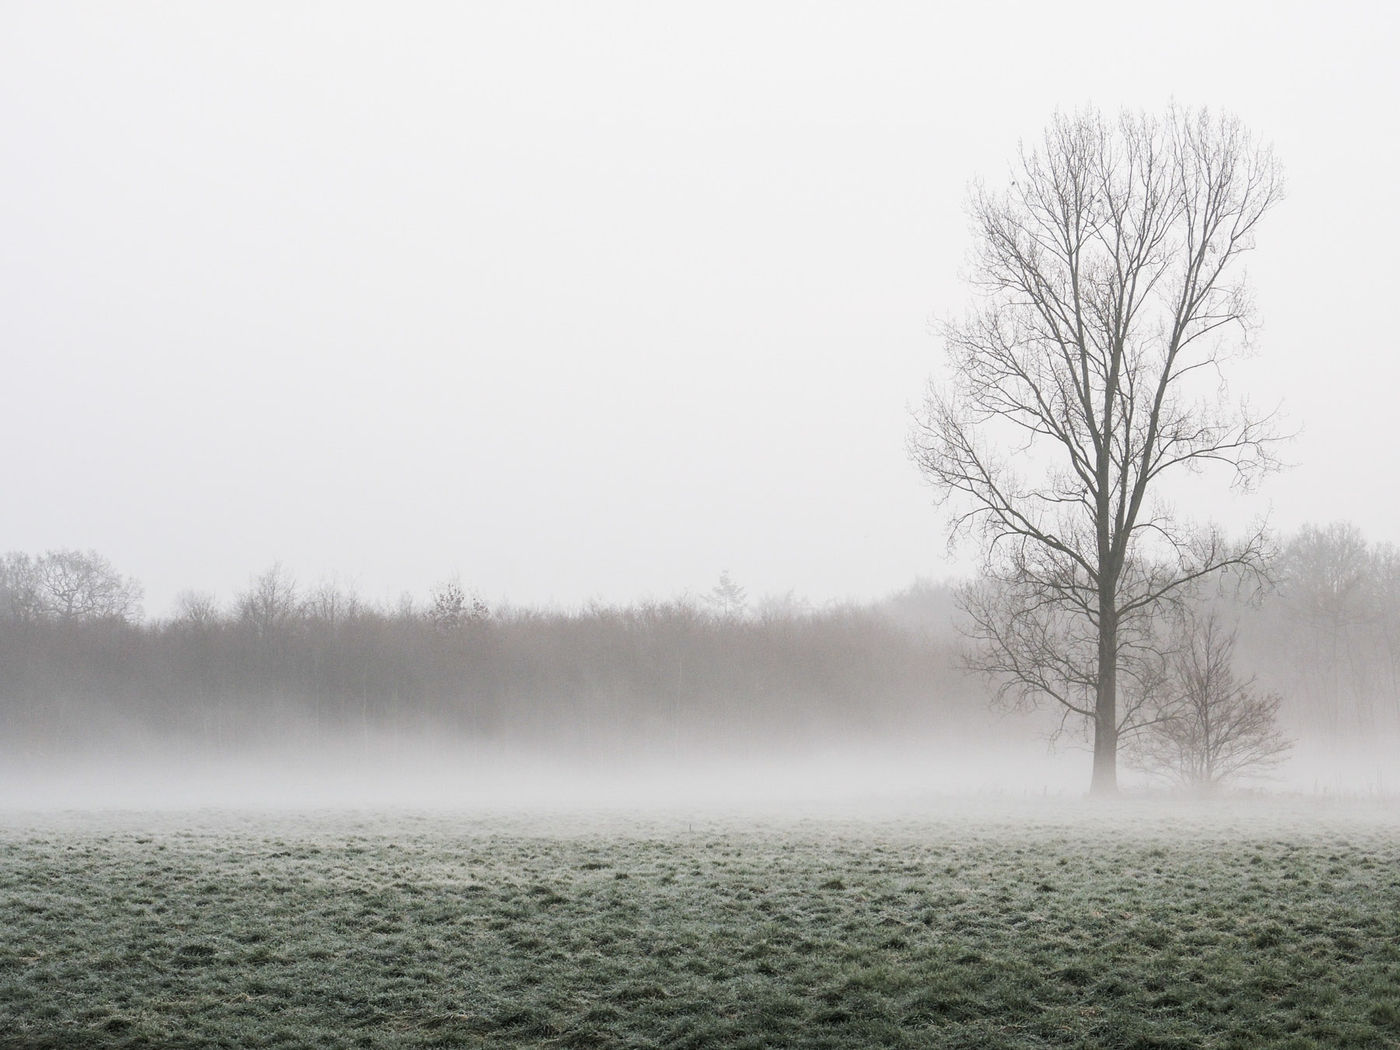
[2,802,1399,1048]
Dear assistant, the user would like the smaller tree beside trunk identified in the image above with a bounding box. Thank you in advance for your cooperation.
[1131,611,1291,790]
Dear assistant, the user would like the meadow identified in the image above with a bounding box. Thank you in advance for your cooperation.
[1,801,1398,1049]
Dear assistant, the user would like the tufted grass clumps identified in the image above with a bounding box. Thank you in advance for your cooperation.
[1,802,1399,1048]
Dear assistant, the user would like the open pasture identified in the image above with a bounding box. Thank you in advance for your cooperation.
[2,802,1398,1049]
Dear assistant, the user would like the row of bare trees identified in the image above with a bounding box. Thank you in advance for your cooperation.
[0,564,978,762]
[1251,523,1400,738]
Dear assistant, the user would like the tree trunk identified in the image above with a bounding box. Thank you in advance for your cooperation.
[1091,598,1119,796]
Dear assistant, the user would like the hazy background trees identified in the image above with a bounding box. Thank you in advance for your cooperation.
[1239,524,1400,768]
[1,524,1396,792]
[0,559,979,766]
[911,106,1283,794]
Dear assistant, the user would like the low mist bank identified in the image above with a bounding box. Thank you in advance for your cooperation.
[2,728,1396,812]
[0,734,1086,812]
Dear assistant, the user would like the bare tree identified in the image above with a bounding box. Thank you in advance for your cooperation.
[303,577,364,628]
[704,571,748,620]
[0,549,142,623]
[236,563,299,638]
[172,589,222,630]
[1131,611,1291,790]
[911,106,1284,793]
[428,578,488,630]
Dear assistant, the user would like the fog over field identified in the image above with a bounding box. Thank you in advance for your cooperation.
[2,732,1394,815]
[18,757,1400,819]
[0,737,1076,813]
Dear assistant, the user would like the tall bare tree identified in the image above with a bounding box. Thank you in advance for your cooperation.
[911,107,1284,793]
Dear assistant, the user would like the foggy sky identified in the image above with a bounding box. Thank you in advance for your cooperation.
[3,2,1397,617]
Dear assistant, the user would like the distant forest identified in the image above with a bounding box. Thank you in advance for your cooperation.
[1,522,1397,762]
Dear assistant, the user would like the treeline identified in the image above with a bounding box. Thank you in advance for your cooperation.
[1242,522,1400,740]
[2,523,1399,762]
[0,561,976,759]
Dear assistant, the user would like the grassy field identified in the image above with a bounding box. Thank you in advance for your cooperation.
[1,802,1398,1049]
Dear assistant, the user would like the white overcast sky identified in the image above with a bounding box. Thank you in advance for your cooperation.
[2,2,1397,616]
